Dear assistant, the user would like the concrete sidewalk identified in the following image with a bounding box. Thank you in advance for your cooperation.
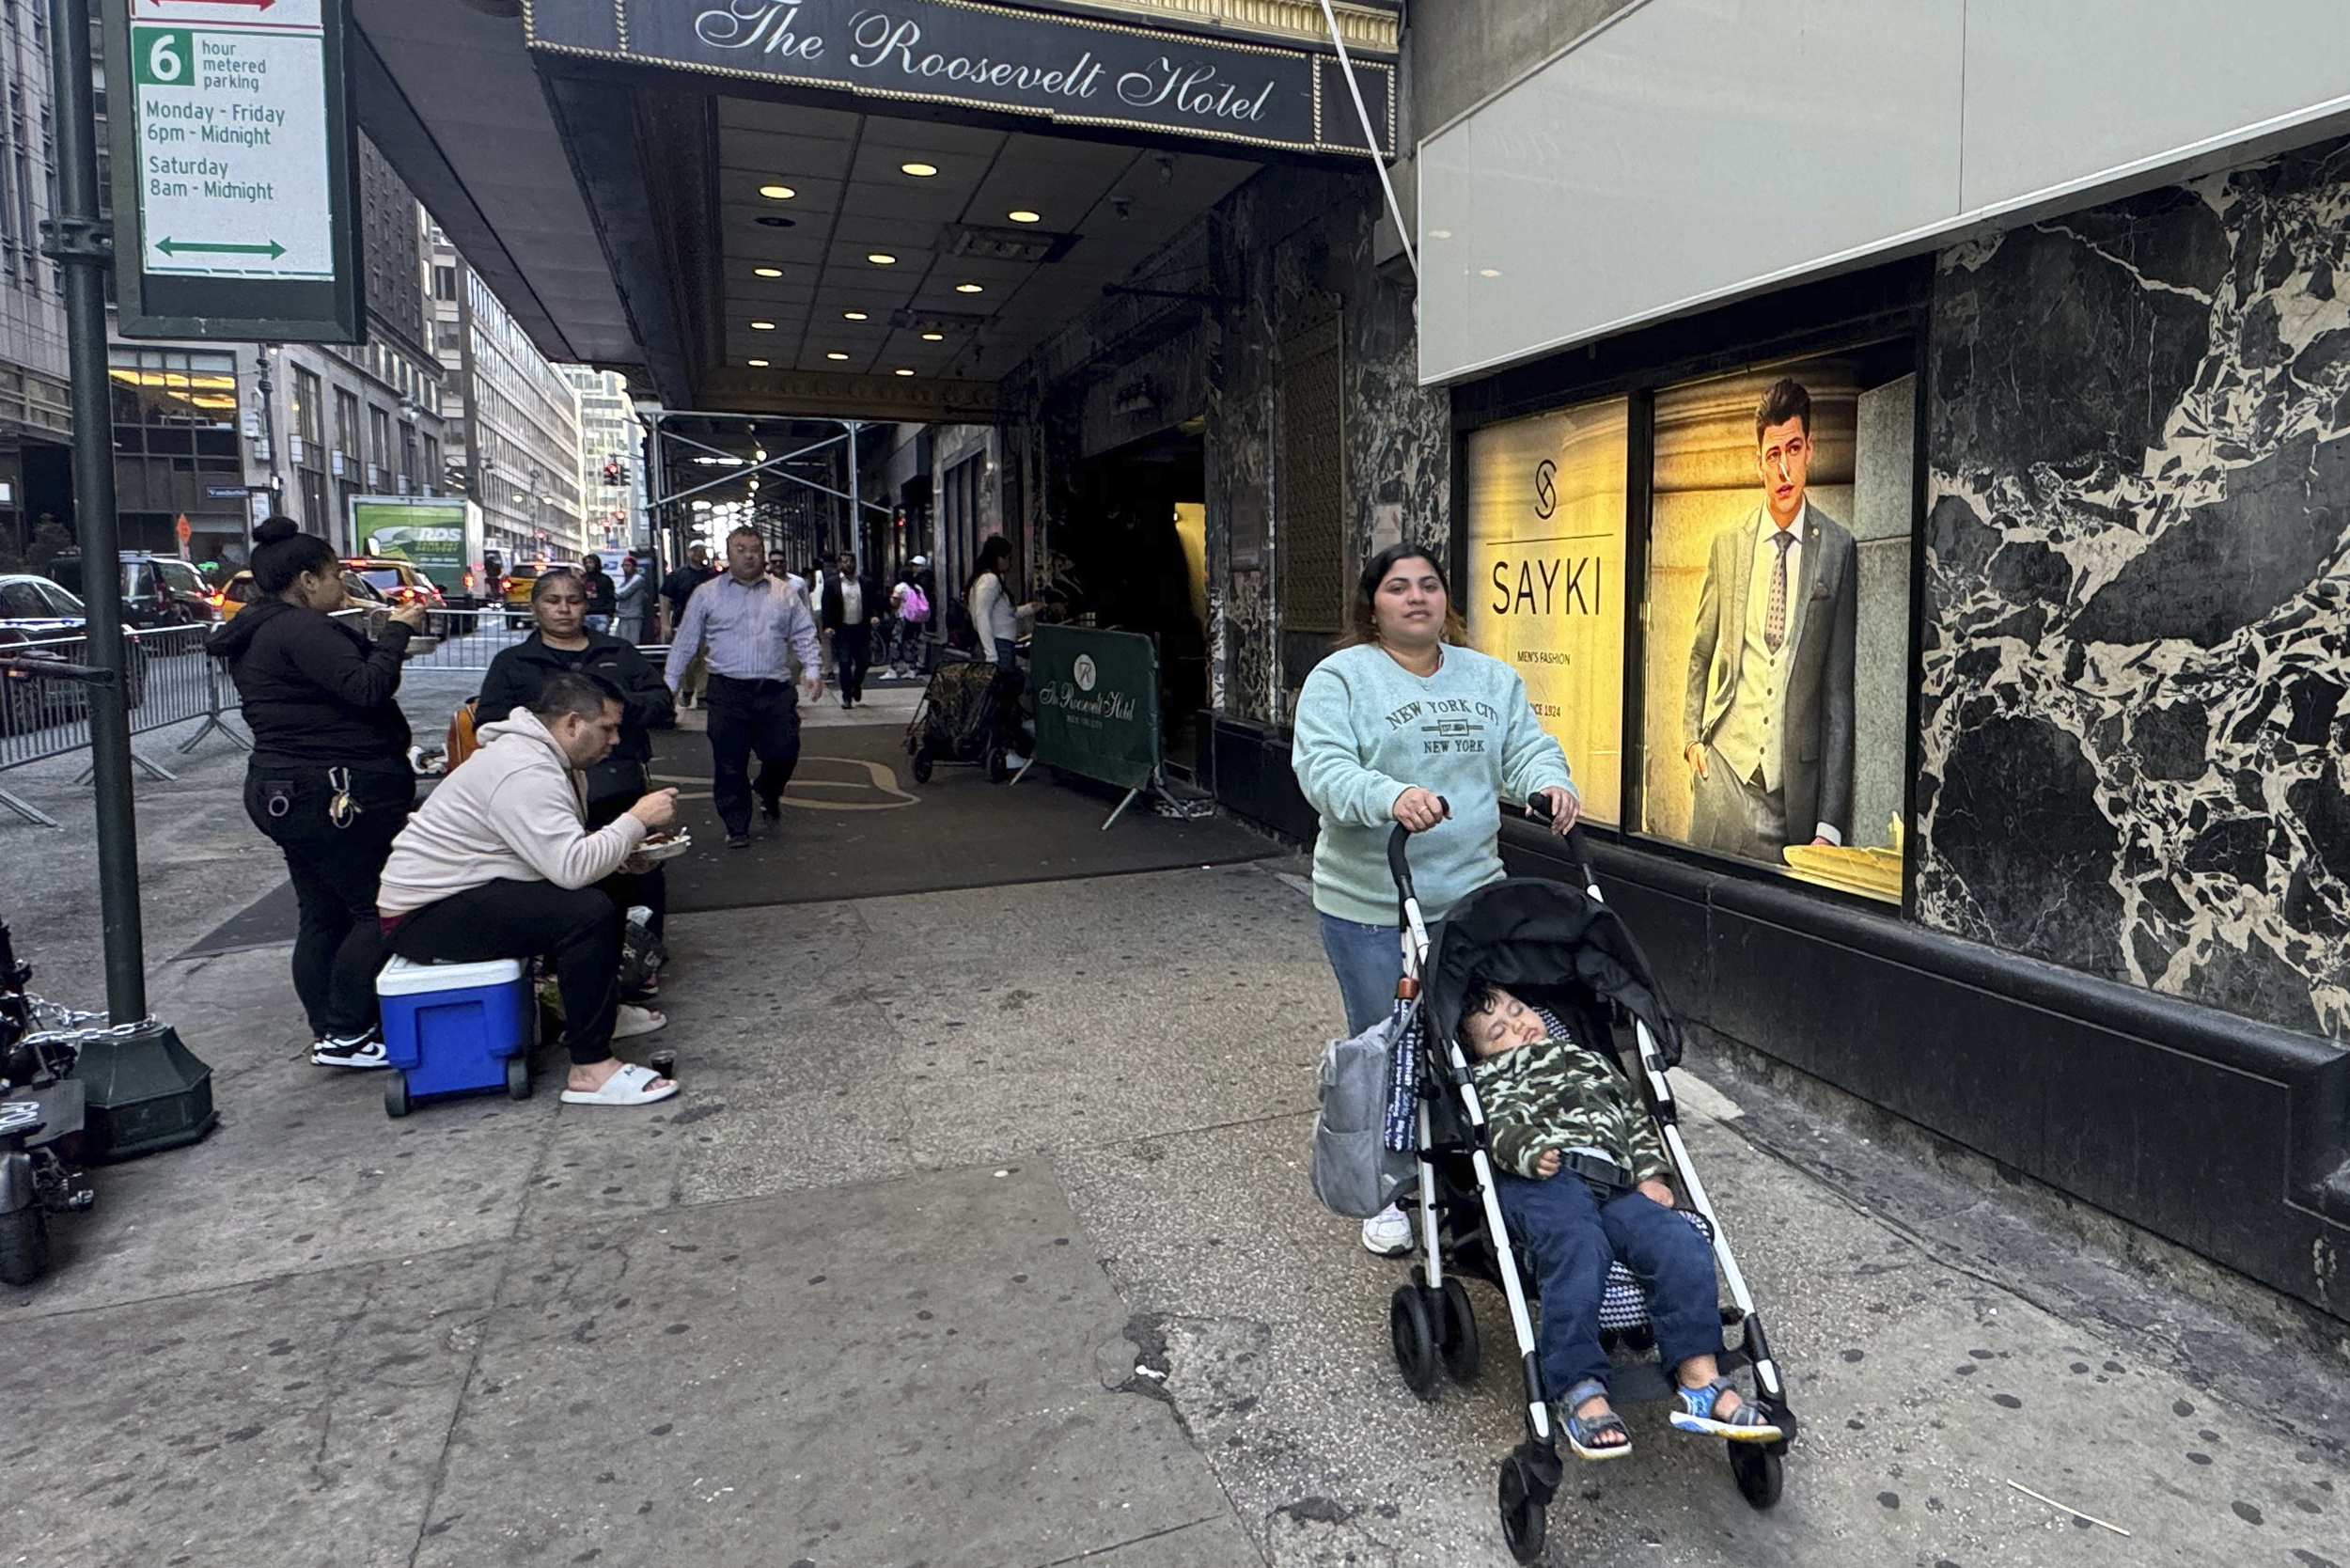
[3,732,2347,1564]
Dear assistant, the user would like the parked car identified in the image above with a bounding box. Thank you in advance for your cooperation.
[499,560,579,629]
[0,573,147,735]
[47,552,218,633]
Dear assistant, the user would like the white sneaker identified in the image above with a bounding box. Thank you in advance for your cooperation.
[614,1004,667,1040]
[1359,1203,1413,1256]
[312,1031,390,1070]
[1004,751,1029,770]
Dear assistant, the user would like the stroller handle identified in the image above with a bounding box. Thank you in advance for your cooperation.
[1385,795,1449,900]
[1521,793,1596,881]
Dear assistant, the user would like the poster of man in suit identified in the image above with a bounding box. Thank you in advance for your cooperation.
[1681,376,1859,861]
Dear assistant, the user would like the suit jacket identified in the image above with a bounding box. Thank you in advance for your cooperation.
[1682,501,1857,840]
[820,573,885,632]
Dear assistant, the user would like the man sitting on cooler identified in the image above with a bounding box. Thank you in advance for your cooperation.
[376,671,681,1107]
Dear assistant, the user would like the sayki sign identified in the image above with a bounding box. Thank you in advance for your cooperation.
[525,0,1394,158]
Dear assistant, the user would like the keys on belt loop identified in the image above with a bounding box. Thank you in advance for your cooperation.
[328,766,360,829]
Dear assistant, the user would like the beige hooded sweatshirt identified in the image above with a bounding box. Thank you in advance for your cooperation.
[378,706,647,917]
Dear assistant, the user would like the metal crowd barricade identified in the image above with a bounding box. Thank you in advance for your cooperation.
[0,623,248,825]
[1,608,677,826]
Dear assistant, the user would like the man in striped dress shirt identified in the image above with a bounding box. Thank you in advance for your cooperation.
[663,526,822,848]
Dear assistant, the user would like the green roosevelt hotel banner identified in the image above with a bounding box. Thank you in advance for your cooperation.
[1030,626,1161,792]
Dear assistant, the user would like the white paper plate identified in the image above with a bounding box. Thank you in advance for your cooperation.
[635,832,693,863]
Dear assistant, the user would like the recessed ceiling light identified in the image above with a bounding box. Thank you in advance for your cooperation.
[894,368,915,376]
[1479,268,1500,277]
[901,162,938,177]
[955,283,983,294]
[1431,229,1452,240]
[753,266,782,278]
[746,358,770,368]
[826,352,849,361]
[755,215,795,228]
[1007,210,1041,224]
[843,311,868,321]
[867,253,897,265]
[920,332,945,341]
[759,184,795,200]
[750,320,776,330]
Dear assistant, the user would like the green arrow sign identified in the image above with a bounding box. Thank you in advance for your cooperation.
[156,237,289,259]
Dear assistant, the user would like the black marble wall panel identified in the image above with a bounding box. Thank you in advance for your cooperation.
[1921,139,2350,1041]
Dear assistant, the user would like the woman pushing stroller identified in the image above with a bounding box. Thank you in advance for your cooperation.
[1459,980,1781,1459]
[1292,541,1580,1253]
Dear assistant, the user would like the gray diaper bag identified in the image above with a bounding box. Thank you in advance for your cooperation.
[1309,1018,1417,1218]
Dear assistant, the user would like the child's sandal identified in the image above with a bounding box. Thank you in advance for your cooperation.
[1669,1377,1783,1443]
[1559,1377,1634,1462]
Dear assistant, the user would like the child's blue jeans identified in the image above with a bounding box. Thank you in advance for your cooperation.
[1494,1169,1722,1398]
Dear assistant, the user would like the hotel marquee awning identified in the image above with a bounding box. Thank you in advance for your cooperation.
[355,0,1398,416]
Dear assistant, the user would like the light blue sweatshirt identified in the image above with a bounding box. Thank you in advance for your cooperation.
[1292,643,1574,926]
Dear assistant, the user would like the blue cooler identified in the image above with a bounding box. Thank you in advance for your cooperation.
[375,956,535,1117]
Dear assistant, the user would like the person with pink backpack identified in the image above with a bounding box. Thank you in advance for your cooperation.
[889,559,932,676]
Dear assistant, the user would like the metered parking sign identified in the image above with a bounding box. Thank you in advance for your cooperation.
[105,0,361,341]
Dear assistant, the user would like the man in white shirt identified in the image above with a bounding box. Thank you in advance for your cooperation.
[1682,377,1858,861]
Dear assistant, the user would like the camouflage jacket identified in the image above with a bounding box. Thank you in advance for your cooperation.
[1470,1034,1670,1183]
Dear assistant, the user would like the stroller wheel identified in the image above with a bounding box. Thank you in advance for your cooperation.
[911,746,934,784]
[1728,1441,1783,1510]
[1387,1284,1440,1397]
[985,744,1010,783]
[1497,1452,1548,1563]
[1435,1277,1480,1382]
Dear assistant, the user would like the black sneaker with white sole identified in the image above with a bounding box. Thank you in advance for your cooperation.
[312,1031,391,1069]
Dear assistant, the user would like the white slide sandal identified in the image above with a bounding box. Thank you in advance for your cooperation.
[560,1062,679,1107]
[614,1005,667,1039]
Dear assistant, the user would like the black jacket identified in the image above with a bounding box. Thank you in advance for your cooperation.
[477,630,674,803]
[820,572,885,632]
[581,567,617,617]
[209,597,413,771]
[659,563,715,620]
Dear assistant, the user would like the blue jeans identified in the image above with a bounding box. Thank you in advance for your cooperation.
[1494,1170,1722,1398]
[1319,913,1402,1036]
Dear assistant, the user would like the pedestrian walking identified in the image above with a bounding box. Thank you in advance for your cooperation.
[210,517,429,1069]
[1290,541,1580,1256]
[612,552,651,645]
[663,525,822,849]
[478,568,676,942]
[888,565,931,674]
[766,549,811,607]
[820,550,884,709]
[580,555,617,633]
[378,672,682,1107]
[657,545,717,706]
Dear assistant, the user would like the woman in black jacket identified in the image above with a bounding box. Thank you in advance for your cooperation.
[478,568,677,934]
[211,517,427,1067]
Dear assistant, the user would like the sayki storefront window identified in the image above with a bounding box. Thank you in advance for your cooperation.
[1462,342,1918,904]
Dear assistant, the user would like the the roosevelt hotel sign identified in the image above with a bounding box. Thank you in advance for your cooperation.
[526,0,1394,158]
[103,0,363,343]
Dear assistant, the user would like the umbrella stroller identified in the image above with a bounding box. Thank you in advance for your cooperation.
[905,648,1020,784]
[1375,809,1797,1562]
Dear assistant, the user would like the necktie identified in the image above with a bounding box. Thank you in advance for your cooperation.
[1765,529,1794,653]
